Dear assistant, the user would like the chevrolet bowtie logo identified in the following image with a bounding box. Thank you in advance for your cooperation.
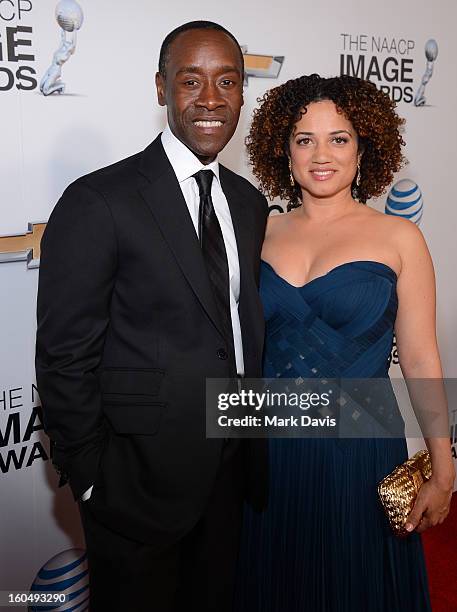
[242,47,285,84]
[0,222,46,269]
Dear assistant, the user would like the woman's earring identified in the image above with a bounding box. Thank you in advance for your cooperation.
[288,158,295,187]
[356,158,361,188]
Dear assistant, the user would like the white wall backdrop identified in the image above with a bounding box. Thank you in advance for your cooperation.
[1,0,456,604]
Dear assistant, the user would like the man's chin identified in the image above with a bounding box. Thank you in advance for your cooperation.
[187,140,229,162]
[180,127,234,158]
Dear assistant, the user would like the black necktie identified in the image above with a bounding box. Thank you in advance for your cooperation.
[193,169,234,359]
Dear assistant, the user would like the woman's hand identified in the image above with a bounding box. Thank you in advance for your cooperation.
[405,474,454,533]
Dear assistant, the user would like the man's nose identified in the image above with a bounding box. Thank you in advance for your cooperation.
[195,82,225,110]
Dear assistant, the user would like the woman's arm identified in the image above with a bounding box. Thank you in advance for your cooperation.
[394,219,455,532]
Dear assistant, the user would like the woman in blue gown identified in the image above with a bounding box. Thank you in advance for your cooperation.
[235,75,455,611]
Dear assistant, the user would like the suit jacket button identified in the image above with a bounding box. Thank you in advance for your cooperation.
[217,348,228,360]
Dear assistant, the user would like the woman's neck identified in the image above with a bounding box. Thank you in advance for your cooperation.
[297,189,359,223]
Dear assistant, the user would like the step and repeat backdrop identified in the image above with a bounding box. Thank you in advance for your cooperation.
[1,0,456,606]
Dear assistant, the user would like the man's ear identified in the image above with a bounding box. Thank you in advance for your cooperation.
[155,72,166,107]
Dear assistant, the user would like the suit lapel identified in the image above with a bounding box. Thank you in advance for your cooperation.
[219,167,261,365]
[219,167,256,293]
[137,137,225,338]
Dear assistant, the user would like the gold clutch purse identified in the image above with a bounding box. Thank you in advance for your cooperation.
[377,450,432,537]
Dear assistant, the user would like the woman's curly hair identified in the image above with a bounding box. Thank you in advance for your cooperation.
[246,74,405,209]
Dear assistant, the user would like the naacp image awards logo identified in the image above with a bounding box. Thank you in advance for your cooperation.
[339,33,439,106]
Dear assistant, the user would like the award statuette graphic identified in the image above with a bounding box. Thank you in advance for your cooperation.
[40,0,84,96]
[414,39,438,107]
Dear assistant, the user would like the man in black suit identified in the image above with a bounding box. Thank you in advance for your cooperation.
[35,20,268,612]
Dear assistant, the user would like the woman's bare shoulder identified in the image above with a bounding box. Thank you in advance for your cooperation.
[358,205,422,235]
[265,209,292,237]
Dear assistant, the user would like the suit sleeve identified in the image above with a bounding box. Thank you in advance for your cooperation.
[35,180,117,500]
[260,193,269,225]
[253,193,269,286]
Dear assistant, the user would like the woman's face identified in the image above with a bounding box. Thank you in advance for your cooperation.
[288,99,359,201]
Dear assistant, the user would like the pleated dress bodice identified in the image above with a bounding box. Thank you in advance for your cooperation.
[260,259,398,380]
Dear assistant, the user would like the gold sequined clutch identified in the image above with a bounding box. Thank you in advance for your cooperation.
[378,450,432,537]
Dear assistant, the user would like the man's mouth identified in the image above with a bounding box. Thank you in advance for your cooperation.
[193,120,224,128]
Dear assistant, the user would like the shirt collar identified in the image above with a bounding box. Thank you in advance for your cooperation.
[161,124,220,185]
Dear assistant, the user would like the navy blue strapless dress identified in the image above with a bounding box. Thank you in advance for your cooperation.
[235,260,431,612]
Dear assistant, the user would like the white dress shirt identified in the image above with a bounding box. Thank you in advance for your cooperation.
[81,127,245,502]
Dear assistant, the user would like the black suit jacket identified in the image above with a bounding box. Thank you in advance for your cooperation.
[35,135,268,547]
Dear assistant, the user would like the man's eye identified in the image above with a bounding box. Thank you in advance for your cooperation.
[184,80,198,86]
[220,79,234,86]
